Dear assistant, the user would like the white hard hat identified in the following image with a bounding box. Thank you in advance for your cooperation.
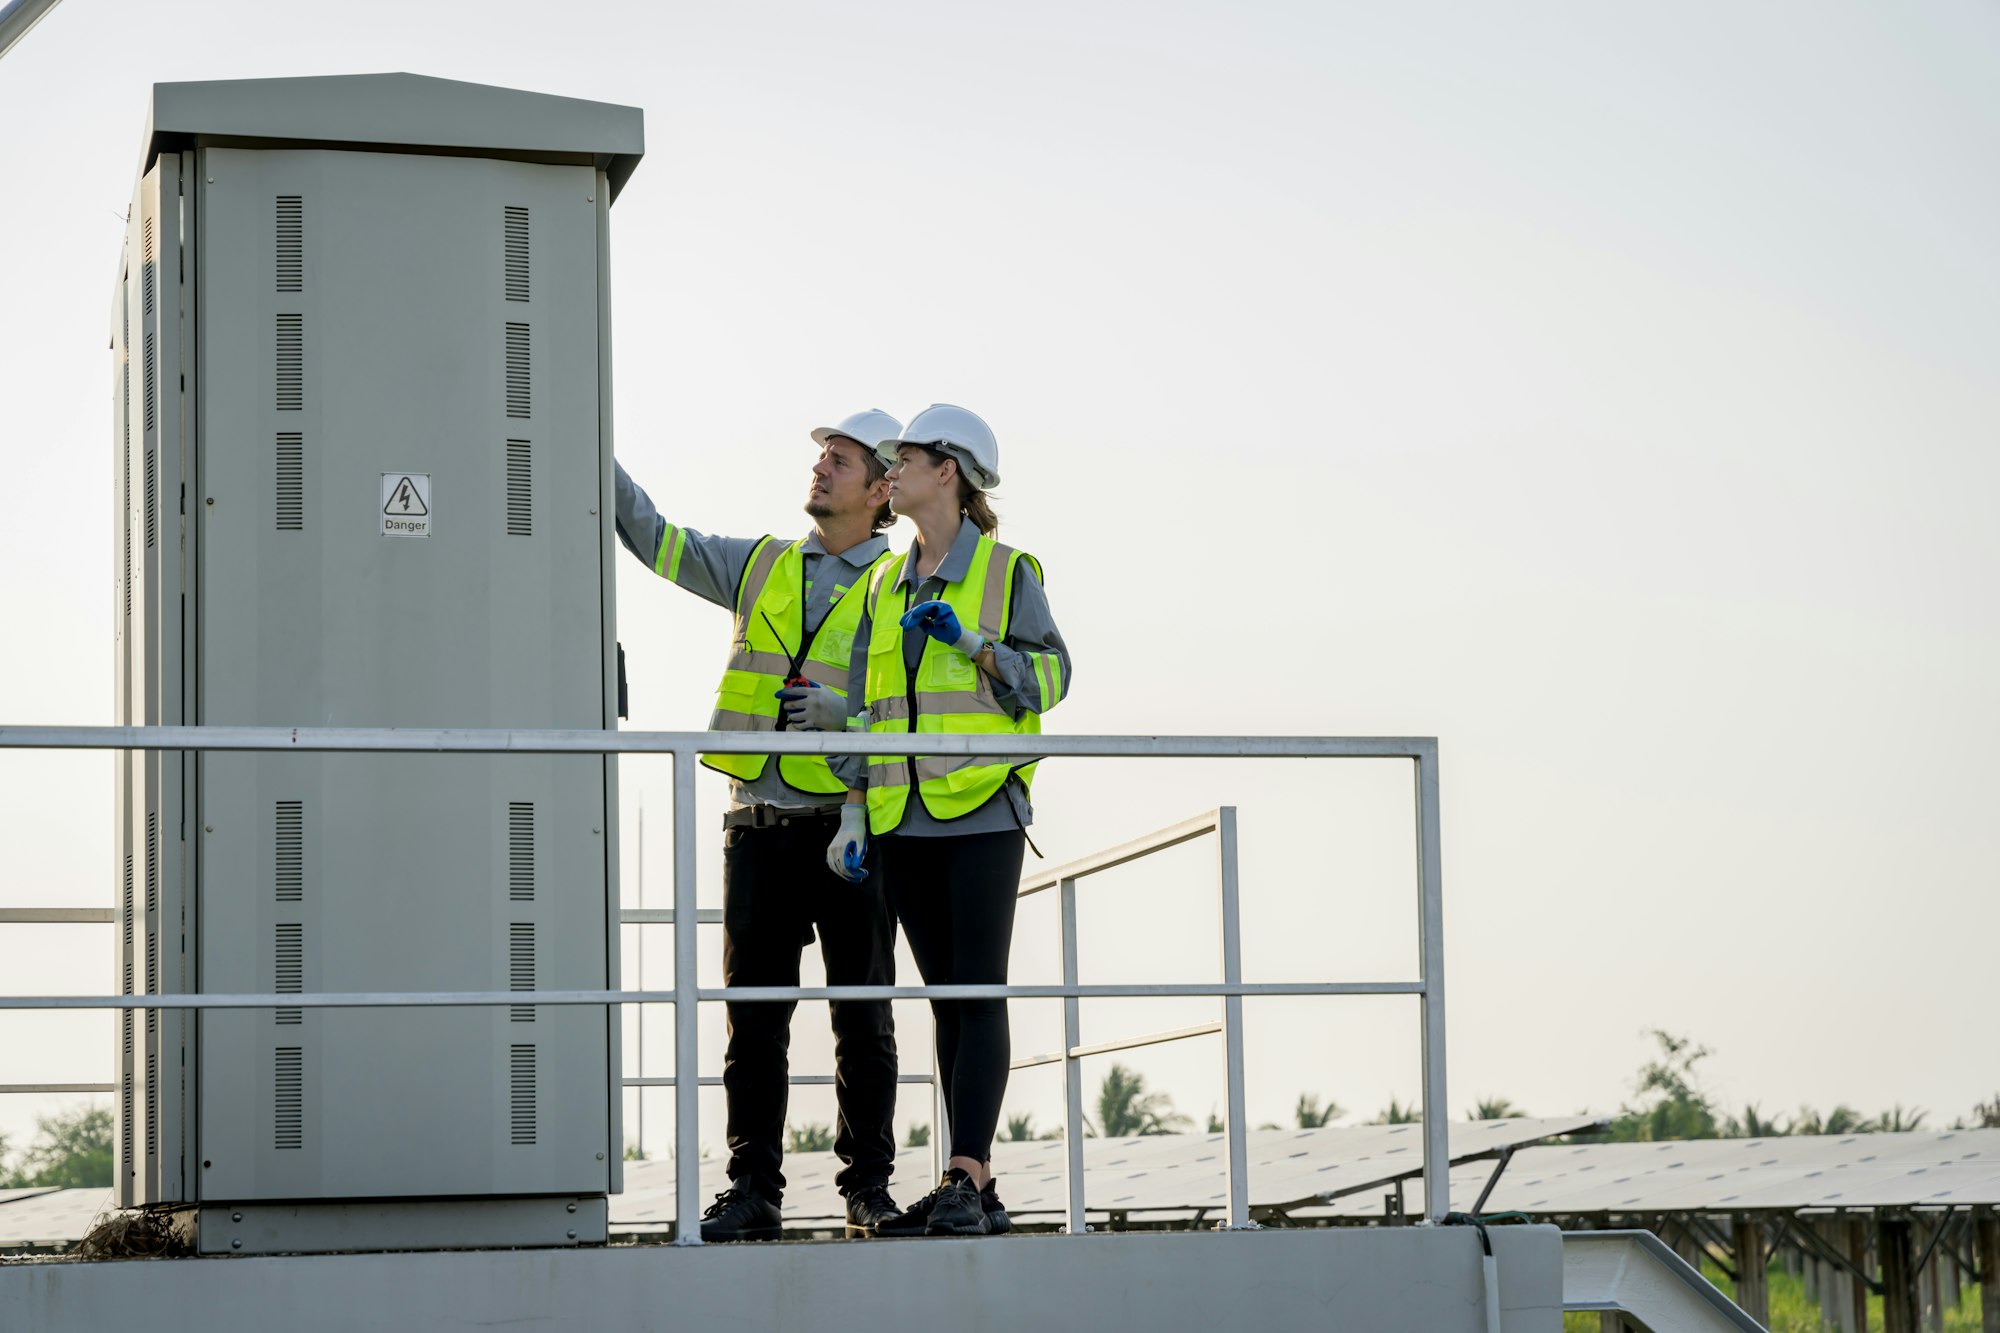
[877,404,1001,490]
[811,408,904,456]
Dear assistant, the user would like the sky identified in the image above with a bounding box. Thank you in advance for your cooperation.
[1,0,1997,1169]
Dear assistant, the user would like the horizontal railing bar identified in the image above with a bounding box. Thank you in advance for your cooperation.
[0,1083,114,1094]
[0,725,1435,761]
[620,909,723,925]
[0,909,113,923]
[1017,811,1220,898]
[623,1074,936,1088]
[0,981,1423,1010]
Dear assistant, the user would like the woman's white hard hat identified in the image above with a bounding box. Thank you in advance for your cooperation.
[877,403,1001,490]
[811,408,904,454]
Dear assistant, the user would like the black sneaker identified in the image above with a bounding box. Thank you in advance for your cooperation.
[924,1168,991,1236]
[981,1178,1011,1235]
[876,1175,951,1237]
[843,1184,901,1238]
[699,1186,781,1242]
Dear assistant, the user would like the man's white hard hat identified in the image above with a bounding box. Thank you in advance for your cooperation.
[811,409,904,456]
[877,404,1000,491]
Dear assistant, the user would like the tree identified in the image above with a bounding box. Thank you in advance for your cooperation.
[904,1123,931,1148]
[785,1122,835,1154]
[13,1107,114,1188]
[1206,1109,1225,1134]
[1722,1104,1789,1138]
[623,1142,649,1161]
[1468,1098,1525,1122]
[1295,1094,1343,1128]
[1369,1097,1423,1125]
[1094,1064,1190,1137]
[1793,1105,1867,1136]
[1869,1104,1927,1134]
[1608,1030,1718,1142]
[1972,1094,2000,1129]
[1004,1113,1038,1142]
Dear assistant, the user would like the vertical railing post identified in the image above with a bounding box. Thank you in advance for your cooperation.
[672,748,702,1244]
[1216,807,1252,1230]
[1414,744,1450,1223]
[1060,874,1087,1233]
[929,1041,947,1185]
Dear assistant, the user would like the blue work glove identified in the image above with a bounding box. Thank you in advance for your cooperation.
[900,600,984,658]
[776,680,847,732]
[825,804,869,883]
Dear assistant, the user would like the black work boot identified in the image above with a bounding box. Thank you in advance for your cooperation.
[843,1184,901,1238]
[699,1186,781,1242]
[876,1174,951,1237]
[981,1178,1011,1235]
[924,1167,991,1236]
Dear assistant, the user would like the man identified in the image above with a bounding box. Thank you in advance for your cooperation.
[614,410,905,1241]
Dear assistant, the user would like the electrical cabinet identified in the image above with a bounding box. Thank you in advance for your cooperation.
[110,74,642,1251]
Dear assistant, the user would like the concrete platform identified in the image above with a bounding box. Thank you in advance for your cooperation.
[1,1224,1565,1332]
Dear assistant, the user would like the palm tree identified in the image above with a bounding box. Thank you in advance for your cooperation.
[904,1123,931,1148]
[1468,1098,1526,1121]
[1974,1094,2000,1129]
[1004,1113,1039,1142]
[1295,1094,1343,1128]
[1870,1104,1927,1133]
[786,1122,835,1154]
[1793,1105,1867,1136]
[1094,1064,1190,1137]
[1369,1097,1423,1125]
[1723,1104,1788,1138]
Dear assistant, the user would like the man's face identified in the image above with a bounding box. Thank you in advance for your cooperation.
[805,436,886,521]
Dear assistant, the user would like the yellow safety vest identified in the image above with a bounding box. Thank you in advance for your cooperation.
[863,536,1044,834]
[704,536,888,795]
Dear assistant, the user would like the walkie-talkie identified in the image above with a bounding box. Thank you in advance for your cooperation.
[762,611,812,731]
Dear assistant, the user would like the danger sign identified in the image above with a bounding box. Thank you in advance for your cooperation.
[380,473,432,538]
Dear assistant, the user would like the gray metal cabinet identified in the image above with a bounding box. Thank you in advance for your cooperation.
[110,74,643,1248]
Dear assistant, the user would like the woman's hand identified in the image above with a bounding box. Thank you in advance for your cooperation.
[825,804,869,883]
[900,600,984,658]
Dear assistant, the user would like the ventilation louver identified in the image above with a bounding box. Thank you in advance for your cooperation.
[276,314,303,411]
[505,323,530,419]
[276,434,304,531]
[506,440,532,536]
[510,1045,537,1145]
[275,923,303,1026]
[504,206,529,303]
[508,803,535,901]
[510,923,535,1023]
[276,196,302,293]
[275,1048,303,1150]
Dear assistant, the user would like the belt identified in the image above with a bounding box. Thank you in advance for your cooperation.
[722,804,845,830]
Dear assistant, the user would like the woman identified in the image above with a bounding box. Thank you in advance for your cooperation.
[825,403,1072,1236]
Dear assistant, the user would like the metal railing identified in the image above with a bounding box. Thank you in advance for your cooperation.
[0,725,1448,1241]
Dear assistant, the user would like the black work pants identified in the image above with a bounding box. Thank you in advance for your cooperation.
[883,829,1025,1166]
[721,813,898,1199]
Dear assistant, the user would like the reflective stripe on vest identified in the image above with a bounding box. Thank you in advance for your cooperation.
[701,537,887,795]
[862,536,1043,835]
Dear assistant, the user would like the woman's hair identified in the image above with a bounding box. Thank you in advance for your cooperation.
[958,473,999,536]
[861,451,896,533]
[921,445,999,535]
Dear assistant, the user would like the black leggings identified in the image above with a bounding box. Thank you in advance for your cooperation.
[883,829,1025,1166]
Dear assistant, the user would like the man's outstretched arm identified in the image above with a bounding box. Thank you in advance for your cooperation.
[614,460,767,611]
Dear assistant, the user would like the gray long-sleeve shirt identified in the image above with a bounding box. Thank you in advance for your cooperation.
[840,515,1073,836]
[614,461,889,811]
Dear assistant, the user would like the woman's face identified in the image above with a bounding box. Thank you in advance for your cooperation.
[887,445,951,517]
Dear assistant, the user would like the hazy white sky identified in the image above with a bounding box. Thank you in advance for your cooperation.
[1,0,1997,1164]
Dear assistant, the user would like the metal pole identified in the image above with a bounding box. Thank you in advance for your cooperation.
[1060,875,1087,1233]
[636,804,644,1163]
[1217,807,1251,1230]
[930,1039,947,1184]
[1414,744,1451,1223]
[0,0,65,63]
[671,751,701,1244]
